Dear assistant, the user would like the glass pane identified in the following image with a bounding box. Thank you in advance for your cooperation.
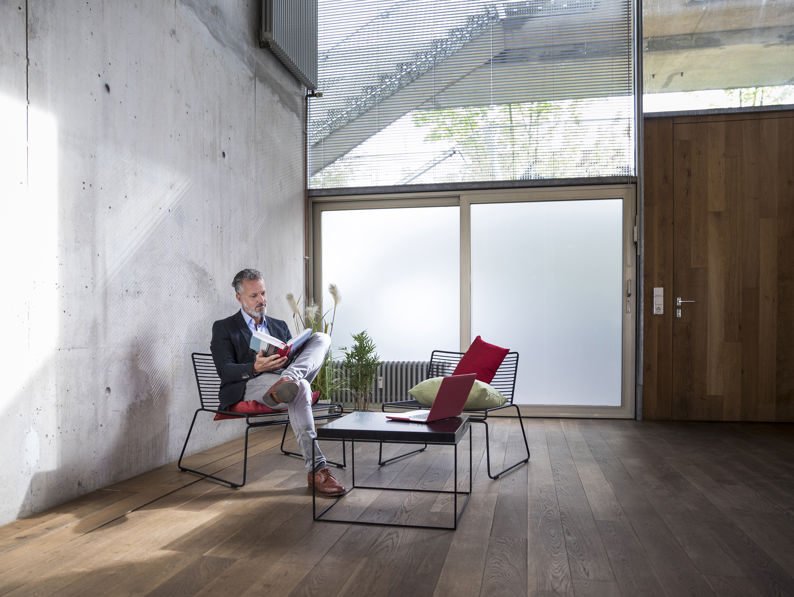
[311,0,635,189]
[321,206,459,361]
[471,199,623,406]
[643,0,794,111]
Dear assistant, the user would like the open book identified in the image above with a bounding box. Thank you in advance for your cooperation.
[249,328,312,362]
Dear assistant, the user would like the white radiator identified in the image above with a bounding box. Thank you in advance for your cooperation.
[329,361,428,405]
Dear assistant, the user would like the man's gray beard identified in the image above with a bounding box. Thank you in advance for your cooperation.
[244,305,267,319]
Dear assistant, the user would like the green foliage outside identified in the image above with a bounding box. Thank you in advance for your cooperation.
[725,85,794,107]
[412,101,561,180]
[410,98,637,180]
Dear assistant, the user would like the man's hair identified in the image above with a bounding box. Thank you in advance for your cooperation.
[232,269,263,294]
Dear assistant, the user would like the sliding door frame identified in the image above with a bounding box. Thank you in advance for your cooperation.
[311,184,636,418]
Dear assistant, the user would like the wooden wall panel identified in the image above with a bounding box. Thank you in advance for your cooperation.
[643,110,794,421]
[776,117,794,421]
[642,118,674,420]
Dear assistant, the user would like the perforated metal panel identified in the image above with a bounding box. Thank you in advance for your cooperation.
[261,0,318,89]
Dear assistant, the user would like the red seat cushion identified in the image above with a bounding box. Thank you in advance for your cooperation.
[452,335,509,383]
[214,391,320,420]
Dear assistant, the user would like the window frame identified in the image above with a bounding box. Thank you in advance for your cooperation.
[311,184,637,418]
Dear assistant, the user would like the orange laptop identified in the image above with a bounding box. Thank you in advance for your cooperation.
[385,373,476,423]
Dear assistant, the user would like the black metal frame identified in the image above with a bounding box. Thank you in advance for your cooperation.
[381,350,530,479]
[377,439,426,466]
[178,352,345,488]
[313,424,472,530]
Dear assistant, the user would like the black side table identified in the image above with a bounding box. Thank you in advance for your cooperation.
[313,411,472,530]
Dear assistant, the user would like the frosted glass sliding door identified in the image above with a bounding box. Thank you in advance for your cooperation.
[320,206,459,361]
[471,199,623,406]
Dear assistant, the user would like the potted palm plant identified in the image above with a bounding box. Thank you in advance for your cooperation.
[341,330,381,411]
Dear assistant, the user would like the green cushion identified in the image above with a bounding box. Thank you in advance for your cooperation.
[408,377,507,410]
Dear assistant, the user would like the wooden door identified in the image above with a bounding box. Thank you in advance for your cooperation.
[671,115,794,420]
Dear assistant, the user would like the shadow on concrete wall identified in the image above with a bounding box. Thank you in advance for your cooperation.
[13,204,235,521]
[17,331,171,520]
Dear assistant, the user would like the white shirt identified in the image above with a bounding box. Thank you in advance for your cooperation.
[240,308,268,334]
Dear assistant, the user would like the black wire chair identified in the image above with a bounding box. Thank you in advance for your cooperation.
[381,350,529,479]
[178,352,345,488]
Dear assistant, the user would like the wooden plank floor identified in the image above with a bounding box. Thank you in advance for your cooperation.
[1,419,793,596]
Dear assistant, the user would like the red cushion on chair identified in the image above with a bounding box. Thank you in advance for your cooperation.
[452,336,509,383]
[213,391,320,420]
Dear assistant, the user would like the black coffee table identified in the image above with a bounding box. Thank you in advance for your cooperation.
[313,411,472,530]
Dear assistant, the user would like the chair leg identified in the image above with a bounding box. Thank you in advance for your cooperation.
[377,440,428,466]
[478,405,530,480]
[177,409,248,488]
[177,409,200,471]
[279,422,293,456]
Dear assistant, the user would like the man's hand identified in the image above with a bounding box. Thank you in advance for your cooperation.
[253,350,287,373]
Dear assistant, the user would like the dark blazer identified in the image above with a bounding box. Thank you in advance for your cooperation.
[210,311,292,409]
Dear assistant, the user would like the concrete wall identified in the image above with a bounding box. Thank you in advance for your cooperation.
[0,0,306,526]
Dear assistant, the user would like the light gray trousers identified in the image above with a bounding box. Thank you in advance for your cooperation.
[243,332,331,472]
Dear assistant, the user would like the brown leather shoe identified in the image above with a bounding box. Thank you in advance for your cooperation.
[266,378,299,404]
[309,467,346,497]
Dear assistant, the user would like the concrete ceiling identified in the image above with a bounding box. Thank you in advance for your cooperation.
[644,0,794,93]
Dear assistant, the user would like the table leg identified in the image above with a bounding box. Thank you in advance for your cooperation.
[454,440,458,530]
[351,440,356,488]
[311,441,316,519]
[469,424,473,494]
[314,427,472,529]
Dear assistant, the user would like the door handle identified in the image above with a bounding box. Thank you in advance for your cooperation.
[676,297,696,306]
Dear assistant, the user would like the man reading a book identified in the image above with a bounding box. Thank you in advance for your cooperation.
[210,268,345,497]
